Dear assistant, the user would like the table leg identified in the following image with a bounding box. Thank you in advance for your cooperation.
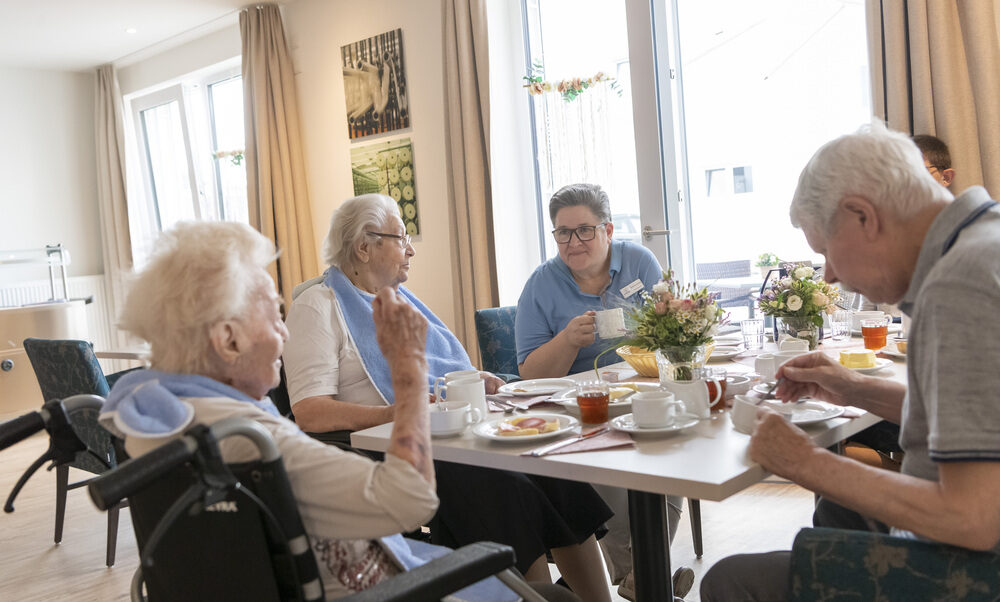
[628,489,672,601]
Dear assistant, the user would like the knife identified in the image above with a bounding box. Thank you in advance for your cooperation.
[526,427,610,457]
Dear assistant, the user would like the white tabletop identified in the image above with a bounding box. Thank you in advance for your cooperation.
[352,339,902,502]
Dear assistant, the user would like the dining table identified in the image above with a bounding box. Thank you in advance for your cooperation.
[351,337,906,601]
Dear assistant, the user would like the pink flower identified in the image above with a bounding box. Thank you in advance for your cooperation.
[669,299,684,311]
[654,301,667,314]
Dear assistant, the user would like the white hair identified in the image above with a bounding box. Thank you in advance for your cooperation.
[790,121,953,234]
[119,221,277,375]
[321,194,401,268]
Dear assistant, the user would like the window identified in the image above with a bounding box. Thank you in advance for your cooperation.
[125,62,247,266]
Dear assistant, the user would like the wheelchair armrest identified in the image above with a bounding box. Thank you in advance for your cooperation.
[340,541,516,602]
[789,527,1000,601]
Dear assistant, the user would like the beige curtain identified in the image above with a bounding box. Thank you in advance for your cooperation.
[867,0,1000,194]
[443,0,499,363]
[240,4,318,306]
[94,65,133,351]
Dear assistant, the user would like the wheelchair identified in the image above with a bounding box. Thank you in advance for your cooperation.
[0,395,553,601]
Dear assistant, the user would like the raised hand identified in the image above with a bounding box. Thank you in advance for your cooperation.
[774,351,861,407]
[561,311,597,349]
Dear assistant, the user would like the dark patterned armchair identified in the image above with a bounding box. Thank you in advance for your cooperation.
[22,337,138,566]
[474,306,520,382]
[790,527,1000,601]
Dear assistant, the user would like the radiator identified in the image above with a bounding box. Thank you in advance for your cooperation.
[0,274,120,371]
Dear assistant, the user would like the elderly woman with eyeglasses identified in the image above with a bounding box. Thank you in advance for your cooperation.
[516,183,663,379]
[98,222,468,599]
[283,194,613,601]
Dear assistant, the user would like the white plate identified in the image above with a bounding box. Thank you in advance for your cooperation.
[850,323,902,336]
[714,335,743,346]
[498,378,576,397]
[552,382,660,418]
[431,425,467,438]
[708,346,744,361]
[881,348,906,360]
[472,413,579,442]
[847,357,894,374]
[610,412,700,434]
[759,400,845,425]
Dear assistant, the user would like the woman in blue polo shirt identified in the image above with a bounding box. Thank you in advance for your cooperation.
[516,183,662,379]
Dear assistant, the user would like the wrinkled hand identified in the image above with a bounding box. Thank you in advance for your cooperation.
[775,351,859,407]
[749,406,817,480]
[561,311,597,349]
[480,372,506,395]
[373,287,427,364]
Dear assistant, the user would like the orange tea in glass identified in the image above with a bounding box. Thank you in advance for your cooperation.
[576,381,610,424]
[861,317,890,350]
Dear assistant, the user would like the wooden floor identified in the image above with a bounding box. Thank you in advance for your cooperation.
[0,411,816,602]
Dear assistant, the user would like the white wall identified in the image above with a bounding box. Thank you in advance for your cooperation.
[117,24,241,97]
[0,66,101,284]
[282,0,459,329]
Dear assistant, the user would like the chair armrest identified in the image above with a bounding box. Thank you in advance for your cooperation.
[790,527,1000,601]
[340,541,516,602]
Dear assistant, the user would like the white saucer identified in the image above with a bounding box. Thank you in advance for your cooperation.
[847,357,894,374]
[759,400,845,425]
[430,425,468,438]
[610,412,700,434]
[708,346,744,361]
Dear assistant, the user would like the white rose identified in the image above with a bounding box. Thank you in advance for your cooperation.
[786,295,803,311]
[794,266,814,279]
[812,292,828,307]
[652,282,669,295]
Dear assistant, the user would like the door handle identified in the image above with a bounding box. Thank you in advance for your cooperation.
[642,226,671,241]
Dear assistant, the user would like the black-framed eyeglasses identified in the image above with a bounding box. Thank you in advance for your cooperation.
[551,223,606,244]
[365,231,412,248]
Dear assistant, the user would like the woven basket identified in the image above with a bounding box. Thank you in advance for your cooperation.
[616,343,717,378]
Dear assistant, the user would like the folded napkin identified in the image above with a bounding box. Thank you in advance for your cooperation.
[522,429,635,456]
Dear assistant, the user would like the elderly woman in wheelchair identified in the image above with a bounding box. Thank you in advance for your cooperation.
[98,222,566,601]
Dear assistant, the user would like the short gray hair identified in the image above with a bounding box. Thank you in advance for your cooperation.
[322,194,401,268]
[790,121,953,234]
[548,183,612,224]
[119,221,277,375]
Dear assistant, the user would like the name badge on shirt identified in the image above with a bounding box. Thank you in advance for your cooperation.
[620,279,644,299]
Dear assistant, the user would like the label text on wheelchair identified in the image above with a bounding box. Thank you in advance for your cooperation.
[205,501,238,512]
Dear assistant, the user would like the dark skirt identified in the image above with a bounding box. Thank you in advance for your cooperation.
[429,460,613,574]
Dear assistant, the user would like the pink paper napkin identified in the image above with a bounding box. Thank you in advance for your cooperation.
[535,429,635,455]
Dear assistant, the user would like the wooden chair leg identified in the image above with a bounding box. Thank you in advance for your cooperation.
[106,503,121,567]
[54,464,69,544]
[688,498,703,558]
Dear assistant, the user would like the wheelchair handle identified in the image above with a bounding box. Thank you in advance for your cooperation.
[89,437,198,511]
[0,412,46,452]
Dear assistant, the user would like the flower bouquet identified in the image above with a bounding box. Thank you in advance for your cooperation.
[757,263,839,349]
[617,270,728,381]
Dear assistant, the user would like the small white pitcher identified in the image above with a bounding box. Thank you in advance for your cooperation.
[659,377,722,419]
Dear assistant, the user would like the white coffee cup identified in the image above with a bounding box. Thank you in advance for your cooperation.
[659,377,722,419]
[429,401,482,436]
[754,353,777,382]
[595,307,627,339]
[434,376,488,421]
[851,310,885,331]
[631,390,685,428]
[774,350,808,370]
[730,395,759,434]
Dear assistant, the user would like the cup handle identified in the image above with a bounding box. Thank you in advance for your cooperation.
[467,408,483,425]
[707,378,723,406]
[433,377,446,404]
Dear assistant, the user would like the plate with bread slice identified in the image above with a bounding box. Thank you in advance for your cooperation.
[472,413,579,442]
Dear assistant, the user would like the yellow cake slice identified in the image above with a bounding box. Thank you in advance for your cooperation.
[840,349,876,369]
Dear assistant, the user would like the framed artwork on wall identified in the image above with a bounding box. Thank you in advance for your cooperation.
[350,137,420,235]
[341,28,409,140]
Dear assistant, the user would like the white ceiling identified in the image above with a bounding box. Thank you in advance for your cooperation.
[0,0,271,72]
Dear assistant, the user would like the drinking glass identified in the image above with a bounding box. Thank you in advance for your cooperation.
[576,381,610,424]
[740,318,765,350]
[831,310,851,341]
[861,317,890,350]
[704,367,728,411]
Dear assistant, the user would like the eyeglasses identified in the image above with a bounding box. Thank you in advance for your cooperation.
[551,223,606,244]
[365,231,412,248]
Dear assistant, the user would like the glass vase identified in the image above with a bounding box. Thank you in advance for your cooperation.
[656,345,707,383]
[776,316,821,350]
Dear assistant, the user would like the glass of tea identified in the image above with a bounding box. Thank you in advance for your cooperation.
[576,381,610,424]
[704,367,728,411]
[861,317,890,350]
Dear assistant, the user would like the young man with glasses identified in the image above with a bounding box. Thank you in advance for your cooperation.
[912,134,954,188]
